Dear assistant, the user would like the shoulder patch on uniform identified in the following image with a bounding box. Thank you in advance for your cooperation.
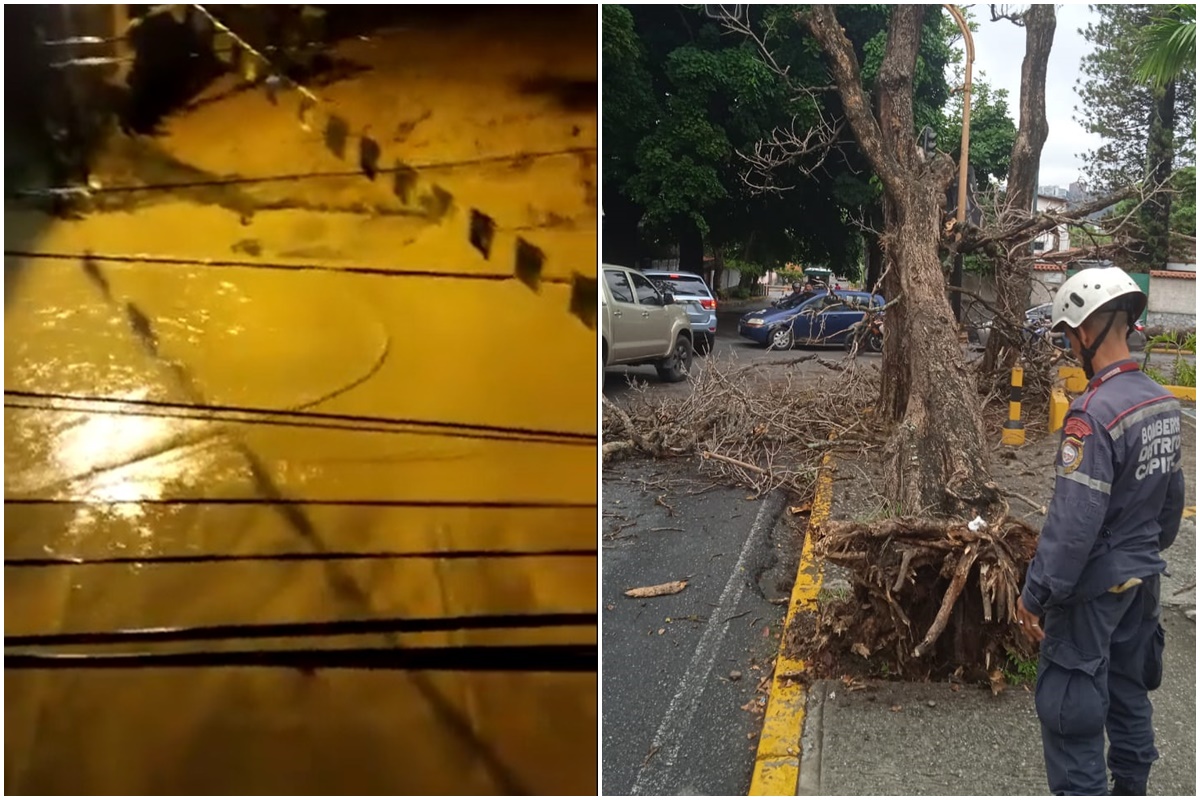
[1060,435,1085,474]
[1063,416,1093,438]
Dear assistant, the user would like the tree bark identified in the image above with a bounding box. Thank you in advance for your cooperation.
[806,5,1002,517]
[1144,78,1176,269]
[679,221,704,274]
[710,244,726,293]
[982,5,1055,376]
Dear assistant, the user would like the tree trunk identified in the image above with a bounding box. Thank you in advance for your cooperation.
[865,225,884,293]
[806,5,1002,518]
[600,198,642,267]
[1143,78,1176,270]
[878,202,908,422]
[710,244,725,293]
[679,221,704,274]
[982,5,1055,376]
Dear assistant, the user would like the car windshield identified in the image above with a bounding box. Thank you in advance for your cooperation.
[647,275,710,297]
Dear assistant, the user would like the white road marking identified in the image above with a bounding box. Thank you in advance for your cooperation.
[631,492,786,796]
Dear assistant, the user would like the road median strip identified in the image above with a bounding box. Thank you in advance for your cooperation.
[748,452,832,796]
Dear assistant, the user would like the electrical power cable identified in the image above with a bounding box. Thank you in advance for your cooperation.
[5,548,595,568]
[3,389,595,447]
[6,497,596,510]
[5,611,595,648]
[10,147,596,198]
[4,643,596,672]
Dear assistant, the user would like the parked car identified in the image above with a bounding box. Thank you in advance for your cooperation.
[738,290,885,350]
[642,270,718,354]
[973,302,1147,351]
[601,264,694,382]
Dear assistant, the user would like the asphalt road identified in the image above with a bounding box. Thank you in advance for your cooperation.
[603,309,875,399]
[601,465,799,796]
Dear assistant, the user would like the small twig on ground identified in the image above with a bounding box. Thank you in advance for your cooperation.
[655,494,676,517]
[702,450,767,475]
[1006,490,1048,516]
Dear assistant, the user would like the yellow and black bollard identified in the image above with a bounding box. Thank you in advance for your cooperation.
[1002,366,1026,446]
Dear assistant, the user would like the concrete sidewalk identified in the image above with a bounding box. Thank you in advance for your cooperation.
[765,416,1197,796]
[798,602,1195,795]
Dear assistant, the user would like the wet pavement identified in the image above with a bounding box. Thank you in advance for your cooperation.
[5,7,596,795]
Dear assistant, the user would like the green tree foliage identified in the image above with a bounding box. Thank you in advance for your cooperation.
[601,5,656,193]
[937,73,1017,189]
[1076,4,1196,191]
[1078,4,1196,268]
[602,5,964,276]
[1135,3,1196,91]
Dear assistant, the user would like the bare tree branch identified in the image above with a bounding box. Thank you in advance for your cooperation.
[802,6,902,196]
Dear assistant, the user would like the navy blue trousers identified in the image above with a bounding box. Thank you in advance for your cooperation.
[1035,575,1164,796]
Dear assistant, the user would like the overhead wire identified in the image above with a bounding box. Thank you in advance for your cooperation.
[6,611,595,648]
[3,389,595,447]
[5,548,595,568]
[4,643,596,672]
[10,147,596,199]
[6,498,596,510]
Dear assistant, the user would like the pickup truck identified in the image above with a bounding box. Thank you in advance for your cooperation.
[601,264,693,382]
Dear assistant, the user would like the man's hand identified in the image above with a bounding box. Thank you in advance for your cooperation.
[1017,595,1044,644]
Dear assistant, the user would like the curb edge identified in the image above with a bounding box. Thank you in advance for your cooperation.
[748,451,833,796]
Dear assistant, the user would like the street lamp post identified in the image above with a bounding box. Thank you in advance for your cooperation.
[944,4,974,324]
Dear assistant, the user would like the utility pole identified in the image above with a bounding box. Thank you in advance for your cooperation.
[944,4,974,324]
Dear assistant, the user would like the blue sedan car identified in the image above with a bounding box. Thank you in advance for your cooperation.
[738,290,885,349]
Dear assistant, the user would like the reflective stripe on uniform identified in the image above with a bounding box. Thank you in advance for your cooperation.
[1107,396,1180,441]
[1056,467,1113,495]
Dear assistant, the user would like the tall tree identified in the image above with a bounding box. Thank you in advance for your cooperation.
[600,4,657,266]
[800,5,1001,516]
[1077,4,1196,268]
[981,4,1056,377]
[1135,3,1196,90]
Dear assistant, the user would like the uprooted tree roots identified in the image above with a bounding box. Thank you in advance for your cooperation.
[811,515,1039,681]
[603,357,881,496]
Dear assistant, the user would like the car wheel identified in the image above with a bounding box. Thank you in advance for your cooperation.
[769,326,794,350]
[656,334,694,382]
[695,334,714,356]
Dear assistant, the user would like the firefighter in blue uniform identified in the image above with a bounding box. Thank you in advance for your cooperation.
[1017,267,1186,796]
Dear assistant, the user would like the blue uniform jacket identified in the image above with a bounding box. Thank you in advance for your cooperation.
[1022,360,1186,617]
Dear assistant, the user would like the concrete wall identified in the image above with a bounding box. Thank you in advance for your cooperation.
[1147,273,1197,329]
[1032,267,1196,330]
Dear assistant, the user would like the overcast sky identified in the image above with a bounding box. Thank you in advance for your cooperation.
[963,3,1104,189]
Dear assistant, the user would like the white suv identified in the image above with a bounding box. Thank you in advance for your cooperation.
[601,264,693,382]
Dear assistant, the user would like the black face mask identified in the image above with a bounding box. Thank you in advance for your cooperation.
[1077,310,1120,380]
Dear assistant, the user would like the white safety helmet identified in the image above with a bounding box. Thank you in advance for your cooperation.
[1050,267,1146,333]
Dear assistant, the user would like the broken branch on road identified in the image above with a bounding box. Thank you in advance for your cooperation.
[624,581,689,599]
[603,358,880,496]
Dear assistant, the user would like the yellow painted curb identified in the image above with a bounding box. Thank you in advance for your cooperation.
[1164,385,1196,401]
[748,452,832,796]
